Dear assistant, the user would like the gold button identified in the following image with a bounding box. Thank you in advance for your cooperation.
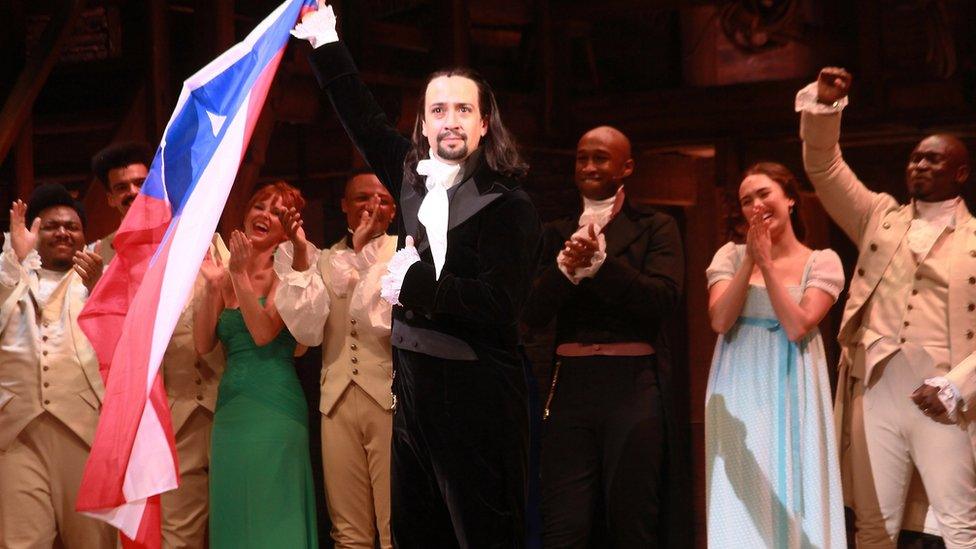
[42,322,49,328]
[351,330,358,337]
[968,330,974,340]
[352,368,359,375]
[43,382,49,388]
[907,304,913,311]
[970,277,976,285]
[196,395,203,401]
[42,351,48,356]
[351,357,359,364]
[912,289,919,295]
[969,303,975,312]
[915,273,922,281]
[42,335,48,342]
[42,366,49,371]
[857,268,865,276]
[970,250,976,257]
[44,399,50,405]
[350,319,357,325]
[883,222,891,229]
[900,337,906,343]
[870,243,878,251]
[350,343,358,351]
[903,321,910,327]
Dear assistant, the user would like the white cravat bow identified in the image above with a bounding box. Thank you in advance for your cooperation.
[415,152,461,279]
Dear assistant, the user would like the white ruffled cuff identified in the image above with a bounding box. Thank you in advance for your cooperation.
[795,82,849,115]
[380,245,421,306]
[273,241,321,289]
[290,6,339,49]
[923,376,963,423]
[557,231,607,285]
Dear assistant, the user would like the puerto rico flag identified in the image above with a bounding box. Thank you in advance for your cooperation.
[76,1,317,546]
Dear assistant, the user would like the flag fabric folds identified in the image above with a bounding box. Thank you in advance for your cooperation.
[75,1,317,547]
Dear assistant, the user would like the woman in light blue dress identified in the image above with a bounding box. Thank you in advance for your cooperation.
[705,162,847,548]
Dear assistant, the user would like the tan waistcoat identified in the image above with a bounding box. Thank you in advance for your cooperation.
[0,269,104,450]
[319,237,395,416]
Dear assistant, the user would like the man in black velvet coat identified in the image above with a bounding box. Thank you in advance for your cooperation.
[295,7,541,548]
[523,126,685,548]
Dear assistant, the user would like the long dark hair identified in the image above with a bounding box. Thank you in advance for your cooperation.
[403,67,528,190]
[726,161,806,242]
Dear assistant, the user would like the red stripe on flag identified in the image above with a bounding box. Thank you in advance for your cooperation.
[122,495,162,549]
[76,210,180,515]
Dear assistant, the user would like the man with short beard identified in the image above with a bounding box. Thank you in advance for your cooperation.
[275,171,398,549]
[799,68,976,548]
[294,6,541,547]
[91,142,223,548]
[0,184,115,548]
[523,126,684,547]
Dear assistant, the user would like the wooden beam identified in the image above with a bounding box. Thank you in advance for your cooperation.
[0,0,87,164]
[15,117,34,200]
[148,0,171,139]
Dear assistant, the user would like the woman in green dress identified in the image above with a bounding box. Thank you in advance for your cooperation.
[194,181,318,548]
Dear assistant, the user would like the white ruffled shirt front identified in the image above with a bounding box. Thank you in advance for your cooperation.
[557,194,614,284]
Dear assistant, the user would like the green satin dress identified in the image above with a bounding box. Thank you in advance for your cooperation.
[209,303,318,548]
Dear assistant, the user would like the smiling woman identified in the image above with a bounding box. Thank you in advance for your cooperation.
[192,180,319,549]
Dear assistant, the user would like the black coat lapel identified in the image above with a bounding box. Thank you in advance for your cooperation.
[400,182,423,245]
[604,201,656,257]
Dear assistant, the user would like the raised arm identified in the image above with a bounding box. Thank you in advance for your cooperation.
[398,193,542,324]
[301,13,411,197]
[799,68,886,243]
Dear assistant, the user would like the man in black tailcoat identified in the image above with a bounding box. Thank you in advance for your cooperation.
[294,6,541,548]
[523,126,685,548]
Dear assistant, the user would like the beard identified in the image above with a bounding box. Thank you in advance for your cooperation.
[436,131,469,161]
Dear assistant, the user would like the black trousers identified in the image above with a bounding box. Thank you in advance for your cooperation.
[541,354,664,548]
[390,348,529,549]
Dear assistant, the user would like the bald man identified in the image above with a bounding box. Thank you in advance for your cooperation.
[523,126,684,547]
[799,68,976,548]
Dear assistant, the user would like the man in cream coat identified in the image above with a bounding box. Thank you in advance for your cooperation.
[798,67,976,548]
[275,171,397,548]
[0,185,115,547]
[91,142,223,548]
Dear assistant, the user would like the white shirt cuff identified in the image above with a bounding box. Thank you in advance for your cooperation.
[795,81,849,115]
[273,241,321,289]
[557,231,607,285]
[290,6,339,49]
[923,376,963,422]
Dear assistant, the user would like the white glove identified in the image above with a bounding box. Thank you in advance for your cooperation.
[381,236,421,306]
[291,4,338,48]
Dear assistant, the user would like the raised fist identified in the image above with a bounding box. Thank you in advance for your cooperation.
[816,67,852,105]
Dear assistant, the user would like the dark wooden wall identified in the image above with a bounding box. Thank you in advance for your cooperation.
[3,1,976,546]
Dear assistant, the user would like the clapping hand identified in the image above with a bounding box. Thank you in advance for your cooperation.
[276,206,307,248]
[559,224,600,275]
[8,200,39,262]
[200,249,228,289]
[745,204,772,269]
[227,230,252,275]
[73,250,104,293]
[352,195,391,253]
[816,67,852,106]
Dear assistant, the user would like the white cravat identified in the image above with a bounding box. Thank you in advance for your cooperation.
[908,197,959,259]
[416,151,461,279]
